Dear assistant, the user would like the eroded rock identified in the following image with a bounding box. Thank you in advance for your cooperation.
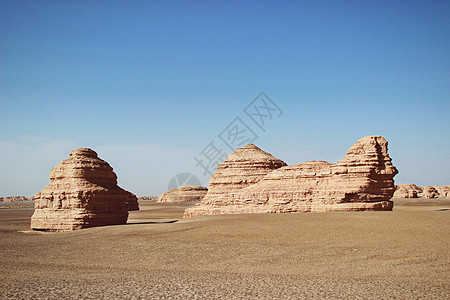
[158,185,208,202]
[184,136,398,217]
[31,148,130,231]
[393,184,422,198]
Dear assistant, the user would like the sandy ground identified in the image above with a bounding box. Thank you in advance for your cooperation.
[1,199,449,299]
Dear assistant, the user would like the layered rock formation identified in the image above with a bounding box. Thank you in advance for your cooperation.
[138,196,158,201]
[184,136,398,217]
[0,196,31,202]
[434,185,450,198]
[31,148,130,231]
[158,185,208,202]
[393,184,422,198]
[191,144,287,208]
[126,192,140,211]
[420,186,439,199]
[393,184,450,199]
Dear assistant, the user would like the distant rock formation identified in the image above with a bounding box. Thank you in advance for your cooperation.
[434,185,450,198]
[138,196,158,201]
[0,196,31,202]
[420,186,439,199]
[31,148,130,231]
[184,136,398,217]
[393,184,449,199]
[126,192,140,211]
[393,184,422,198]
[158,185,208,202]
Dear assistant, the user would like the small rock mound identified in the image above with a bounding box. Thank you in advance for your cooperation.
[393,184,450,199]
[420,186,439,199]
[0,196,30,202]
[393,184,422,198]
[434,185,450,198]
[158,185,208,202]
[31,148,131,231]
[138,196,158,201]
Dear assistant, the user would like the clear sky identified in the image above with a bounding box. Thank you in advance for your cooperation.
[1,0,449,197]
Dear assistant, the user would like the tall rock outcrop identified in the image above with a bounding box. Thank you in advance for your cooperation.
[31,148,130,231]
[184,136,398,217]
[158,185,208,202]
[393,184,422,198]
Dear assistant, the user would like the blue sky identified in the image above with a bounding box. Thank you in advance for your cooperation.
[1,0,449,197]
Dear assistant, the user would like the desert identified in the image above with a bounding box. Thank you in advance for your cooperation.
[1,198,449,299]
[2,1,449,299]
[1,137,449,298]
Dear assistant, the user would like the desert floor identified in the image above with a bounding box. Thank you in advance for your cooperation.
[1,199,449,299]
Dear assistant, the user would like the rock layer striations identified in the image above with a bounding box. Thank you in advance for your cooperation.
[184,136,398,217]
[393,184,449,198]
[158,185,208,202]
[393,184,422,198]
[125,192,140,211]
[31,148,130,231]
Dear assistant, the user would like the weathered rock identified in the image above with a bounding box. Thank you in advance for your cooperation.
[0,196,30,202]
[158,185,208,202]
[433,185,450,198]
[393,184,422,198]
[126,192,140,211]
[188,144,287,211]
[31,148,130,231]
[184,136,398,217]
[420,186,439,199]
[440,185,450,198]
[138,196,158,201]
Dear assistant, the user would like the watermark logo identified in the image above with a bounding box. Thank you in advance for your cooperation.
[244,92,283,131]
[193,92,282,177]
[167,172,201,191]
[194,141,228,176]
[219,117,258,150]
[163,92,283,195]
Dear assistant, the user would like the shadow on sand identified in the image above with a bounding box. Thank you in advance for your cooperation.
[126,220,179,225]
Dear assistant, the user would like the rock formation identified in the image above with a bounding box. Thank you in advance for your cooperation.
[126,192,140,211]
[158,185,208,202]
[393,184,450,199]
[434,185,450,198]
[31,148,130,231]
[420,186,439,199]
[0,196,31,202]
[393,184,422,198]
[184,136,398,217]
[138,196,158,201]
[190,144,287,209]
